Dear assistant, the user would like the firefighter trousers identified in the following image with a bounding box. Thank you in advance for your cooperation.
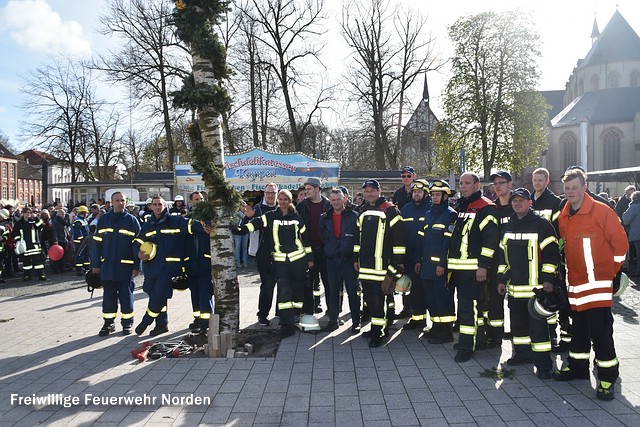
[484,269,504,341]
[140,276,171,327]
[424,276,456,325]
[74,242,89,272]
[568,307,619,383]
[408,270,428,322]
[273,258,306,326]
[361,279,387,338]
[102,279,135,327]
[257,256,277,319]
[452,270,486,351]
[508,296,552,369]
[22,252,45,276]
[189,273,213,328]
[304,247,328,314]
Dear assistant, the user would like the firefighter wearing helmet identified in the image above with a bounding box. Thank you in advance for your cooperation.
[414,180,458,343]
[12,206,46,281]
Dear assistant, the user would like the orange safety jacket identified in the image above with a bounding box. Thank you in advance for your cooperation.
[558,194,628,311]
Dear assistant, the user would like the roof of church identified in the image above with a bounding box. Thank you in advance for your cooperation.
[540,90,565,124]
[550,86,640,127]
[580,10,640,68]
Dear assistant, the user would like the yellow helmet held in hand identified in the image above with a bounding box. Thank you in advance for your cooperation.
[140,241,157,260]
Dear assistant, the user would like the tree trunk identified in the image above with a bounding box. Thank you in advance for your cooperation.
[192,52,240,345]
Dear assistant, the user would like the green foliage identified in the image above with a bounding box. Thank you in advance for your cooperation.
[187,121,242,221]
[171,0,239,213]
[442,10,546,179]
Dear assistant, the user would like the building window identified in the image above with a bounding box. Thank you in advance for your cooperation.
[9,186,14,199]
[602,129,622,170]
[560,132,578,171]
[1,186,6,199]
[591,74,600,91]
[631,70,640,87]
[608,72,620,88]
[1,165,5,179]
[9,166,14,179]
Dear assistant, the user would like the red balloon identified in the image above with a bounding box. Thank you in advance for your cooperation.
[48,244,64,261]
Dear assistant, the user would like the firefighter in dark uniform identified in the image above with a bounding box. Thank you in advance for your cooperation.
[487,171,514,347]
[448,172,500,363]
[92,192,142,336]
[354,179,406,348]
[497,188,559,379]
[13,206,46,281]
[185,206,213,334]
[238,189,314,339]
[133,196,189,336]
[415,180,458,343]
[531,167,567,351]
[72,205,90,275]
[401,179,432,331]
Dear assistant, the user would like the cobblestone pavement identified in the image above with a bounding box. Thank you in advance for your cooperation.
[0,265,639,426]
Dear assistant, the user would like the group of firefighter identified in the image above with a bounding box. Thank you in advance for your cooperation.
[85,163,626,402]
[236,165,627,402]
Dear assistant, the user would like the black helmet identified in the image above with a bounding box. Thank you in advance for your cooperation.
[171,275,190,290]
[85,271,102,292]
[528,287,567,321]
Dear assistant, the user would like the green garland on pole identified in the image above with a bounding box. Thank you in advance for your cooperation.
[170,0,240,220]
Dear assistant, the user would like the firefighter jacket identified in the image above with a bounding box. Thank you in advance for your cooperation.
[133,209,189,279]
[318,208,359,259]
[13,216,44,255]
[416,202,457,280]
[354,197,406,281]
[497,209,559,299]
[401,198,432,265]
[242,201,278,264]
[72,215,89,244]
[532,187,561,225]
[184,218,212,277]
[447,190,499,271]
[0,224,8,253]
[495,196,514,229]
[91,210,142,281]
[558,194,628,311]
[240,208,313,263]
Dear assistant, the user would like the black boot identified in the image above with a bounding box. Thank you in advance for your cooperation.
[429,322,454,344]
[98,321,116,337]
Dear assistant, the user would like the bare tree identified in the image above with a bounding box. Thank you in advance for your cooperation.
[341,0,438,170]
[246,0,332,153]
[20,58,92,182]
[95,0,191,171]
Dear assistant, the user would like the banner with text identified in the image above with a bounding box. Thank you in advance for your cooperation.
[175,149,339,193]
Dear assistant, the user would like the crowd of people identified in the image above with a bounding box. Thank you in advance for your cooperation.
[235,165,631,402]
[1,165,635,402]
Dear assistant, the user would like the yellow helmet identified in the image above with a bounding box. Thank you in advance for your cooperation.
[140,241,157,260]
[77,205,89,213]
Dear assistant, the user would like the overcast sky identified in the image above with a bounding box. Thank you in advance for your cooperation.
[0,0,638,152]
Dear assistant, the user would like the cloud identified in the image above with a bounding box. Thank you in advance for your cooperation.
[0,0,91,56]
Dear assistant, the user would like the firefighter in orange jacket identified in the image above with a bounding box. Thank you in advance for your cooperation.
[553,168,628,401]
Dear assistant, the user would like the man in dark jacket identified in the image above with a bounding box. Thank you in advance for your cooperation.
[391,166,417,210]
[296,177,331,315]
[319,188,360,333]
[13,206,46,281]
[92,192,142,336]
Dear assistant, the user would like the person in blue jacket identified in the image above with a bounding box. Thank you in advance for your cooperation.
[185,191,213,334]
[133,196,189,336]
[400,179,432,329]
[415,180,458,343]
[91,192,141,337]
[318,188,360,333]
[72,205,90,275]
